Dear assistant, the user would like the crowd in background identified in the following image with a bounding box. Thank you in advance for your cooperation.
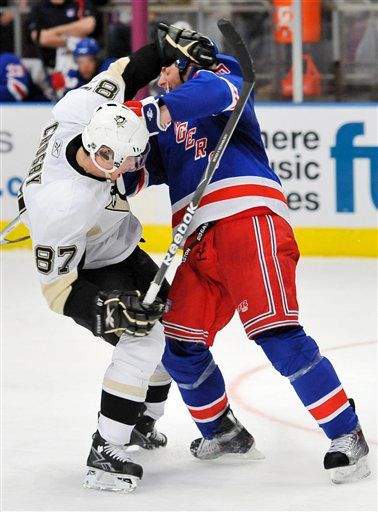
[0,0,377,103]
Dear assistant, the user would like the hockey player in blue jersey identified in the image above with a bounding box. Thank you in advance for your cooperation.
[125,23,370,484]
[0,53,47,102]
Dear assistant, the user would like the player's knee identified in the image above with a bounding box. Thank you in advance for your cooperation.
[163,338,212,384]
[112,323,165,378]
[255,326,320,378]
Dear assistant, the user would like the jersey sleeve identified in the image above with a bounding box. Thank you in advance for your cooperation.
[26,3,40,34]
[161,69,240,121]
[24,181,102,318]
[52,69,126,126]
[102,43,162,101]
[82,0,97,18]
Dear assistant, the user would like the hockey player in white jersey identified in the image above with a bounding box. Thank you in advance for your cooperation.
[17,25,217,492]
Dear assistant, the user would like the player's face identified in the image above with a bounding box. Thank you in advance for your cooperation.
[94,146,144,180]
[77,56,97,81]
[158,64,182,92]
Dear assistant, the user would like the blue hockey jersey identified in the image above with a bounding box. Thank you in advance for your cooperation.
[0,53,31,101]
[142,54,290,234]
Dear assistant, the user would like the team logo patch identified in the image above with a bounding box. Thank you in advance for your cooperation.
[146,107,153,121]
[52,139,62,158]
[115,115,127,127]
[237,300,249,313]
[105,182,129,212]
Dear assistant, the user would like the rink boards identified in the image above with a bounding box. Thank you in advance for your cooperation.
[1,103,377,256]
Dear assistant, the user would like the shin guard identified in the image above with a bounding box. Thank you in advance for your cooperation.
[163,339,228,438]
[256,327,358,439]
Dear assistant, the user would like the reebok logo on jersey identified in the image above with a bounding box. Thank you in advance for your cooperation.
[52,139,62,158]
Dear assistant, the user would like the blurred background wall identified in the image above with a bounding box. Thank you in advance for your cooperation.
[1,0,377,256]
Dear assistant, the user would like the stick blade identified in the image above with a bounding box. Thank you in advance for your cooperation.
[217,18,255,83]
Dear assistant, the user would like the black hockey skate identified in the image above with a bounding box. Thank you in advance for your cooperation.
[324,424,370,484]
[190,409,264,461]
[129,415,168,450]
[83,431,143,492]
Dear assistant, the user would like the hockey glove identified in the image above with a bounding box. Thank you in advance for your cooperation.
[124,98,169,135]
[94,290,164,337]
[156,22,217,68]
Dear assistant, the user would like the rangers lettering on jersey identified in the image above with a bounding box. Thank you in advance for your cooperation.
[175,121,208,161]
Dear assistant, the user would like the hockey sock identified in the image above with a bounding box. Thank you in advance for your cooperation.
[256,326,358,439]
[98,413,135,446]
[180,364,228,438]
[100,390,144,444]
[290,356,358,439]
[143,381,172,420]
[163,339,228,438]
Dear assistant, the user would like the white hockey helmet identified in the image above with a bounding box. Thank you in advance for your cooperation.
[82,102,150,174]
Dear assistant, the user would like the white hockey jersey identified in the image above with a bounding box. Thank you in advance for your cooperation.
[20,62,144,314]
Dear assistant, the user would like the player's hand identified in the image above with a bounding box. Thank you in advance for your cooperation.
[124,98,170,134]
[93,290,164,337]
[156,22,217,68]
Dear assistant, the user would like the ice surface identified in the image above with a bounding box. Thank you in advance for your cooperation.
[1,252,377,511]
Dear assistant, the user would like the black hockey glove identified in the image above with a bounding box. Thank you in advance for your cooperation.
[93,290,164,338]
[156,22,217,68]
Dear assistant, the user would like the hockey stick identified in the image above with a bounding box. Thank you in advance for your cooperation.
[143,18,255,305]
[0,215,29,246]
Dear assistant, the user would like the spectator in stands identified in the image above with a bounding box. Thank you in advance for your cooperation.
[27,0,96,70]
[0,52,48,101]
[60,36,114,94]
[70,37,113,84]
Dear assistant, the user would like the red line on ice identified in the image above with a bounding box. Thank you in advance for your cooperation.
[228,340,377,445]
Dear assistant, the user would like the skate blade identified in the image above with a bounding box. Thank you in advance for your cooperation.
[220,444,266,461]
[330,455,371,484]
[196,443,265,462]
[83,467,139,493]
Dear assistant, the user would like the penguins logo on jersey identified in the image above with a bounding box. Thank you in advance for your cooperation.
[115,115,127,128]
[106,181,129,212]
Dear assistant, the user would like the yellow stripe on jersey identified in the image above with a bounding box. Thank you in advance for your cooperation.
[41,271,78,314]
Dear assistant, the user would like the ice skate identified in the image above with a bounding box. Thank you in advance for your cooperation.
[190,409,265,461]
[129,415,168,450]
[324,424,370,484]
[83,431,143,492]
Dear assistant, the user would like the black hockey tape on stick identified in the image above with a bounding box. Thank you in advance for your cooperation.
[143,19,255,306]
